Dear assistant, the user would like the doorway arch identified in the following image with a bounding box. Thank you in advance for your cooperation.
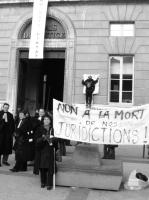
[9,8,76,114]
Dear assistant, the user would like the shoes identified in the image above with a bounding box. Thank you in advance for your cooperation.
[0,163,1,167]
[9,168,27,172]
[3,161,10,166]
[41,184,45,188]
[20,169,27,172]
[9,168,19,172]
[33,172,39,175]
[47,186,53,190]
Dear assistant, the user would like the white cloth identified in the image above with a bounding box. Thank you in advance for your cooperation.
[3,113,8,123]
[38,117,42,121]
[17,120,22,128]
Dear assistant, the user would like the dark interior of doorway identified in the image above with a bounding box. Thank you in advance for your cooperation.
[17,57,65,115]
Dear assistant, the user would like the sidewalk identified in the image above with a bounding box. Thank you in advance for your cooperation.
[0,152,149,200]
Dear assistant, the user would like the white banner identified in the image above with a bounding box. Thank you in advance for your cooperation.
[29,0,48,59]
[53,99,149,145]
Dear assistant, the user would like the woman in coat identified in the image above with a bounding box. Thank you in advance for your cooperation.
[10,110,34,172]
[35,114,58,190]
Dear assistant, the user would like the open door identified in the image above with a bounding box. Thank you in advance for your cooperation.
[17,50,65,115]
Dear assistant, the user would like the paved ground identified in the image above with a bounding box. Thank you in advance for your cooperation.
[0,170,149,200]
[0,152,149,200]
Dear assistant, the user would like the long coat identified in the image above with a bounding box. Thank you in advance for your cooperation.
[0,110,15,155]
[35,126,58,175]
[15,118,35,162]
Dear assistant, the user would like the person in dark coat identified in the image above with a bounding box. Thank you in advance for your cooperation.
[47,110,66,157]
[82,76,99,108]
[10,110,34,172]
[0,103,15,166]
[32,108,45,128]
[35,114,58,190]
[103,144,118,159]
[33,108,45,175]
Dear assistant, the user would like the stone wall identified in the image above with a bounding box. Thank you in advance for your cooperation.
[0,2,149,110]
[0,1,148,157]
[57,3,149,105]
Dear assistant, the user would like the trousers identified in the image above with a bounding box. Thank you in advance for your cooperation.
[40,168,53,186]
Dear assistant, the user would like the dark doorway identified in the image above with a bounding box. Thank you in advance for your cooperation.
[17,51,65,115]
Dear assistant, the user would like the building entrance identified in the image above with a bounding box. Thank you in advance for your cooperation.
[17,50,65,115]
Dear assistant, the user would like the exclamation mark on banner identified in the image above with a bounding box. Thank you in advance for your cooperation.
[144,126,148,144]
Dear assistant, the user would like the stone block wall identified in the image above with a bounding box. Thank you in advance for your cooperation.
[56,3,149,106]
[0,2,149,112]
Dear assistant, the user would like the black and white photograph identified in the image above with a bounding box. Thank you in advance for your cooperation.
[0,0,149,199]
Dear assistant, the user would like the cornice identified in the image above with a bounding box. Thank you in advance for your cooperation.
[0,0,149,5]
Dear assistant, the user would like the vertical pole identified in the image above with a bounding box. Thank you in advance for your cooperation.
[143,145,145,158]
[53,147,56,190]
[43,74,47,109]
[46,87,50,111]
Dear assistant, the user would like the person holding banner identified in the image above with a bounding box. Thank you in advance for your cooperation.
[33,108,45,175]
[35,114,58,190]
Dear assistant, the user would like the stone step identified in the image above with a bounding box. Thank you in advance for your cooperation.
[56,144,123,191]
[56,169,122,191]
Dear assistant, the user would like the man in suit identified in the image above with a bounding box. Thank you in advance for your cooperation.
[0,103,15,166]
[10,110,34,172]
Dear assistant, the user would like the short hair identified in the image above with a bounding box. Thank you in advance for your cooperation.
[43,114,52,121]
[18,110,26,115]
[3,103,9,107]
[39,108,45,111]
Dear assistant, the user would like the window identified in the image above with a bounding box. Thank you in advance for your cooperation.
[110,23,134,36]
[109,56,133,104]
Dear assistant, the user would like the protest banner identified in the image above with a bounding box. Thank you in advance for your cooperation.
[53,99,149,145]
[29,0,48,59]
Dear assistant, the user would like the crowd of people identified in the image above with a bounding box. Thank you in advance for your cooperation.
[0,103,66,190]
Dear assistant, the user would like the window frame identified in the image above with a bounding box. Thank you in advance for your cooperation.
[110,22,135,37]
[108,55,134,107]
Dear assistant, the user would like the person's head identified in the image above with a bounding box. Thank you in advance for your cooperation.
[43,115,52,127]
[17,107,21,112]
[18,110,26,120]
[35,109,39,114]
[25,111,30,118]
[39,108,45,117]
[3,103,9,112]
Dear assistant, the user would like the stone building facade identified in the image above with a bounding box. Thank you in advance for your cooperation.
[0,0,149,157]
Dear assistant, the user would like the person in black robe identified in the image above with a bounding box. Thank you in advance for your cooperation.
[10,110,34,172]
[32,108,46,175]
[82,76,99,108]
[0,103,15,166]
[103,144,118,159]
[35,114,58,190]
